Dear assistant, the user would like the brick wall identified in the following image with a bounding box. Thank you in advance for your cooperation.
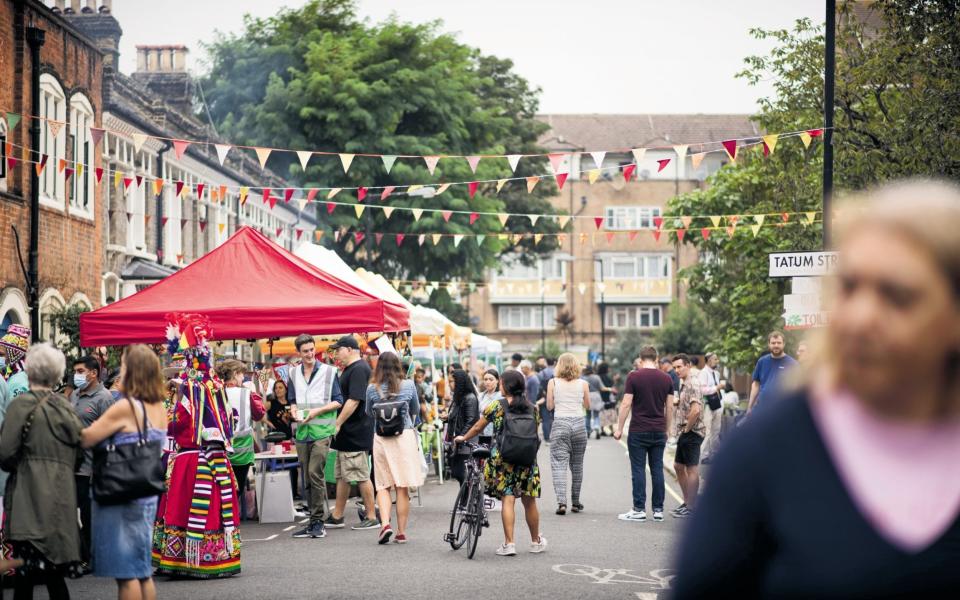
[0,0,104,325]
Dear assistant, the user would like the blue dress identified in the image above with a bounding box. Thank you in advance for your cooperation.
[92,426,166,579]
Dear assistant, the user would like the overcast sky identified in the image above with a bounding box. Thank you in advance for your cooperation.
[112,0,823,115]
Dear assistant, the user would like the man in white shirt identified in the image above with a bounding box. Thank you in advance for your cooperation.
[698,353,726,463]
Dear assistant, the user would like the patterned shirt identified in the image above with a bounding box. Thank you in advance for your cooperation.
[677,374,706,438]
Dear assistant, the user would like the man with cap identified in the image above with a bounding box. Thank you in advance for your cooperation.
[325,335,380,531]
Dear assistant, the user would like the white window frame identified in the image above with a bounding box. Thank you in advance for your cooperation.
[604,305,663,329]
[126,169,146,251]
[497,305,558,330]
[597,254,671,280]
[604,206,662,230]
[39,74,66,209]
[162,164,182,265]
[497,254,568,281]
[68,93,95,219]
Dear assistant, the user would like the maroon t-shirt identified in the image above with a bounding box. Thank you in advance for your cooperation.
[624,368,675,433]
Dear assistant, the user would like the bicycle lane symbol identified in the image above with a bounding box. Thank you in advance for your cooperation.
[551,564,675,589]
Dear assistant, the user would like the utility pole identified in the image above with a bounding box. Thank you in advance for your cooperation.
[823,0,836,247]
[27,24,46,343]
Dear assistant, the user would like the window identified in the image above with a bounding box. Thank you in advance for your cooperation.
[597,254,670,279]
[126,170,146,251]
[498,305,557,330]
[498,255,567,280]
[604,206,661,230]
[605,305,663,329]
[39,74,66,207]
[68,93,94,217]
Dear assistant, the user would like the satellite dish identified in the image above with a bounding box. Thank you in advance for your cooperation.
[610,173,626,191]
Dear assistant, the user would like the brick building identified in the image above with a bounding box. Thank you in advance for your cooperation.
[466,114,760,361]
[0,0,105,341]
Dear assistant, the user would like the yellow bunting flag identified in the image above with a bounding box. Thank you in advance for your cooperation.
[558,215,571,229]
[255,147,272,170]
[762,134,779,155]
[805,211,817,224]
[339,154,355,173]
[432,234,442,246]
[534,233,543,245]
[579,233,588,246]
[799,132,813,149]
[353,204,364,218]
[755,214,766,226]
[239,186,249,205]
[218,223,225,234]
[681,216,693,229]
[497,233,508,241]
[327,188,342,199]
[751,224,762,237]
[383,206,394,219]
[412,208,424,221]
[407,185,423,195]
[114,170,123,189]
[710,216,721,228]
[588,169,601,184]
[497,214,509,228]
[496,179,508,193]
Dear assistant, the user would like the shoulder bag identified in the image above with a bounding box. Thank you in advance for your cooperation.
[92,398,166,505]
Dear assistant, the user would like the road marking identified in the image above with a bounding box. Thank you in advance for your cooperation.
[245,534,279,542]
[552,564,674,589]
[617,439,684,504]
[283,525,297,531]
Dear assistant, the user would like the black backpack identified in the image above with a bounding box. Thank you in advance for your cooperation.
[496,397,540,466]
[374,392,405,437]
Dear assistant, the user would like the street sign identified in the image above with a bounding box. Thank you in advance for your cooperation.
[769,251,839,278]
[791,276,822,294]
[784,310,831,330]
[783,293,821,313]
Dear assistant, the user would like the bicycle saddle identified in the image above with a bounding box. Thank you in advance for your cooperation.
[471,446,491,459]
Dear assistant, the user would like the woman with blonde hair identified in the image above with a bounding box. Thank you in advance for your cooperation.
[545,353,589,515]
[83,344,168,600]
[674,180,960,597]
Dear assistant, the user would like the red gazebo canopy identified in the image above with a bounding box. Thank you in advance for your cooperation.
[80,227,409,346]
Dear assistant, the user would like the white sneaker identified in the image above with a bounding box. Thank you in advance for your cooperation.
[529,536,548,553]
[618,509,646,522]
[495,543,517,556]
[652,510,664,521]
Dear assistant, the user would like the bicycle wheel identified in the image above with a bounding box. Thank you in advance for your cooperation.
[448,482,473,550]
[466,483,485,559]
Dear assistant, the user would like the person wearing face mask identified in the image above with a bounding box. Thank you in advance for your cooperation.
[217,360,266,522]
[69,355,117,570]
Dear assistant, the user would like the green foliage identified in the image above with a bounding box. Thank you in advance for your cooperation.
[607,329,653,379]
[201,0,560,320]
[668,1,960,370]
[47,305,89,361]
[531,339,564,362]
[655,303,712,356]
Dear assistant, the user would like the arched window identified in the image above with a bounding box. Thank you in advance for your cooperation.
[102,272,121,305]
[0,288,29,337]
[69,93,95,218]
[39,74,67,208]
[38,288,66,344]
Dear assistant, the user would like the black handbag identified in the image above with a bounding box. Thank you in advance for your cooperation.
[92,398,166,505]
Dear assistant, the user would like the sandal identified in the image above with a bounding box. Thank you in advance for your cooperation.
[571,503,584,513]
[556,504,566,515]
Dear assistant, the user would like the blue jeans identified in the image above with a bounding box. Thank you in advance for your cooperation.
[627,431,667,512]
[585,410,601,434]
[540,404,554,441]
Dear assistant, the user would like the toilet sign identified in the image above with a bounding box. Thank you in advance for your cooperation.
[768,251,839,278]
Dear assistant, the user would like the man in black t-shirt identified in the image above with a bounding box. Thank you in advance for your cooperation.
[325,336,380,530]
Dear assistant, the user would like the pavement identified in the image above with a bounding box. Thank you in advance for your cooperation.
[70,434,687,600]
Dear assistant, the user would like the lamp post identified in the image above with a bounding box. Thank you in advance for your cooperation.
[540,270,546,354]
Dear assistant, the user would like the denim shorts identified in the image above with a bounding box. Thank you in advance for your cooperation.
[92,495,158,579]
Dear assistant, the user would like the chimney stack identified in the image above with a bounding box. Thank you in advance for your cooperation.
[132,45,195,115]
[59,1,122,71]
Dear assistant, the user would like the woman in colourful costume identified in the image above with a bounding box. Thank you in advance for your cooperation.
[152,315,241,578]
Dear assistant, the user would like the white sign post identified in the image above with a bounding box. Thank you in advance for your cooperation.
[770,252,838,330]
[768,251,839,278]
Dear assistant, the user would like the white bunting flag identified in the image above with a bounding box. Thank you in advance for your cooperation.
[340,153,355,173]
[296,151,312,171]
[215,144,231,166]
[507,154,522,172]
[466,156,482,173]
[381,155,397,173]
[589,151,606,169]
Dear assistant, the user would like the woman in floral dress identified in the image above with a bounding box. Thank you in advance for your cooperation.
[455,369,547,557]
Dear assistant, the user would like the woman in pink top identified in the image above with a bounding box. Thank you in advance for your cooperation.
[674,179,960,598]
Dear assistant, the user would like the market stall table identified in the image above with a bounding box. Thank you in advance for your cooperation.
[253,451,299,524]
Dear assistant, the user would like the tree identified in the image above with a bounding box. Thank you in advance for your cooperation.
[655,302,713,356]
[48,304,89,361]
[531,339,563,362]
[554,309,575,350]
[606,329,652,380]
[667,1,960,370]
[201,1,560,322]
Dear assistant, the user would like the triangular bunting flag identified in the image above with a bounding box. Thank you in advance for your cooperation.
[631,148,646,166]
[268,195,278,210]
[297,198,307,212]
[383,206,395,219]
[380,186,395,201]
[469,212,479,225]
[496,179,508,193]
[441,210,452,222]
[497,214,509,228]
[557,234,567,246]
[548,153,566,174]
[255,147,271,169]
[161,217,169,227]
[324,202,336,215]
[64,167,74,181]
[34,154,48,176]
[306,188,319,202]
[219,185,227,201]
[805,211,816,224]
[622,164,636,182]
[578,283,587,295]
[751,224,762,237]
[123,177,133,190]
[762,134,779,156]
[215,144,231,165]
[412,208,424,222]
[589,151,606,169]
[710,216,721,227]
[132,133,148,152]
[114,170,123,189]
[588,169,601,184]
[807,128,823,138]
[674,144,689,160]
[175,181,185,197]
[153,179,164,196]
[677,228,687,242]
[594,216,604,230]
[357,186,367,202]
[314,230,323,243]
[558,215,570,229]
[726,226,736,237]
[653,216,663,229]
[529,214,540,226]
[396,233,405,246]
[453,234,464,247]
[507,155,522,172]
[296,150,312,171]
[628,231,639,242]
[406,185,423,195]
[327,188,342,199]
[262,189,271,205]
[58,158,67,173]
[418,234,426,247]
[173,139,190,159]
[375,233,384,246]
[89,127,104,148]
[5,112,20,131]
[605,232,616,244]
[283,188,294,203]
[476,235,485,246]
[754,214,766,226]
[180,219,187,229]
[466,156,482,173]
[296,228,303,241]
[436,183,451,195]
[556,173,568,190]
[196,183,205,198]
[339,153,355,173]
[722,140,738,161]
[526,176,539,193]
[728,215,739,226]
[799,132,813,149]
[534,233,544,245]
[468,181,479,199]
[354,204,365,218]
[657,158,671,173]
[218,223,226,234]
[48,120,63,138]
[680,216,693,228]
[125,212,132,222]
[781,212,790,223]
[653,230,662,242]
[239,187,249,205]
[432,234,442,246]
[95,167,104,183]
[381,155,397,173]
[423,155,440,175]
[691,152,707,169]
[701,228,711,240]
[354,232,365,244]
[199,220,208,232]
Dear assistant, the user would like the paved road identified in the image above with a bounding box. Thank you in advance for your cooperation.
[71,434,685,599]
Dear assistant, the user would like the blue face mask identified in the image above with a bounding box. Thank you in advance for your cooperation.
[73,373,89,390]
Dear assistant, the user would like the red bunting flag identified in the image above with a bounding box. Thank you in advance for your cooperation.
[677,228,687,241]
[652,230,662,242]
[6,157,16,171]
[307,188,319,202]
[326,202,336,215]
[64,167,74,181]
[180,219,187,229]
[284,188,294,203]
[722,140,738,161]
[175,181,185,197]
[275,227,283,237]
[172,139,190,159]
[135,175,143,188]
[268,196,278,210]
[807,128,823,138]
[442,211,452,222]
[469,212,479,225]
[701,228,711,240]
[176,253,184,263]
[781,212,790,223]
[657,159,671,173]
[628,231,639,242]
[262,189,271,204]
[375,233,384,246]
[199,220,207,232]
[380,186,395,201]
[605,232,616,244]
[622,164,636,181]
[468,181,479,199]
[556,173,568,190]
[296,228,303,241]
[123,177,133,190]
[653,216,663,230]
[161,217,169,227]
[594,216,604,230]
[197,183,205,198]
[95,167,104,183]
[354,232,365,244]
[396,233,405,246]
[357,187,367,202]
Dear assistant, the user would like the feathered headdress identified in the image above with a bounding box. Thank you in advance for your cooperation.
[164,313,218,386]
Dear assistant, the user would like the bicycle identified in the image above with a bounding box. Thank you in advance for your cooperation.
[443,443,490,559]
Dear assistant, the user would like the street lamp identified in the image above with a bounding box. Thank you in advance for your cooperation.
[596,257,606,362]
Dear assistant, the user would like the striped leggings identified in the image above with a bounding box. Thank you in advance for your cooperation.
[550,417,588,505]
